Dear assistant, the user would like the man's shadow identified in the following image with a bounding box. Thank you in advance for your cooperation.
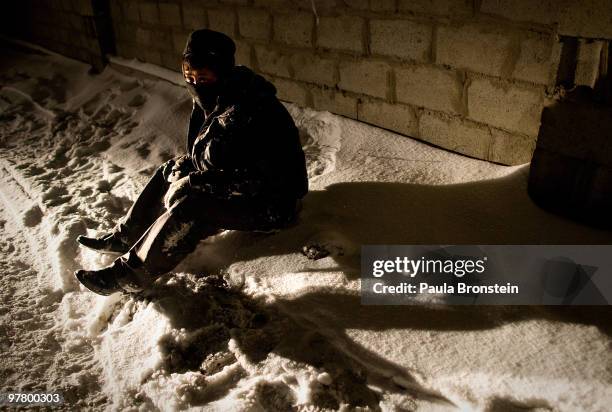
[179,165,611,332]
[149,165,610,408]
[183,164,611,278]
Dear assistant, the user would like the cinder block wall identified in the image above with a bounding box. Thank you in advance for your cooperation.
[1,0,106,70]
[3,0,611,165]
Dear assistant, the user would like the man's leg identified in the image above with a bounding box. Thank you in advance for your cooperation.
[113,163,170,245]
[116,193,284,291]
[76,193,296,294]
[115,197,221,291]
[77,158,186,254]
[77,196,218,295]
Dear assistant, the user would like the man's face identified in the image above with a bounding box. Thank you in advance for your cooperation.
[182,61,218,85]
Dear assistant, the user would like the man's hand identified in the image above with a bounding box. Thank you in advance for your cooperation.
[163,176,191,209]
[162,155,192,183]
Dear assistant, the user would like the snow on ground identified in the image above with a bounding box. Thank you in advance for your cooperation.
[0,41,610,411]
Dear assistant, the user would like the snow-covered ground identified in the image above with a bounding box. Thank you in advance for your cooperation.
[0,41,610,411]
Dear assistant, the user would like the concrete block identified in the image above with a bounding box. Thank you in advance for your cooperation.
[207,8,236,36]
[60,0,73,12]
[122,1,140,22]
[182,3,206,30]
[292,0,337,12]
[255,45,291,77]
[254,0,293,8]
[370,19,432,62]
[418,111,492,160]
[371,0,396,12]
[489,128,535,165]
[467,77,543,136]
[161,52,182,71]
[235,40,251,66]
[117,42,139,59]
[45,11,59,29]
[139,2,159,24]
[345,0,368,10]
[67,13,83,31]
[273,12,313,47]
[238,8,271,40]
[318,16,365,54]
[152,29,174,51]
[144,49,163,66]
[339,60,389,99]
[173,30,189,54]
[290,52,336,86]
[159,2,182,26]
[358,99,418,136]
[136,27,152,45]
[558,0,612,39]
[437,23,516,78]
[395,65,463,113]
[73,0,94,16]
[271,77,309,106]
[480,0,560,26]
[56,11,73,30]
[311,86,358,118]
[514,32,554,85]
[60,13,75,31]
[56,28,70,44]
[398,0,473,16]
[575,39,605,88]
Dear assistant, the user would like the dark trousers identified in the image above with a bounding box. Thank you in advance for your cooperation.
[112,159,297,291]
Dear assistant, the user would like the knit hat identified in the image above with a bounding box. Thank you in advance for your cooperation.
[183,29,236,74]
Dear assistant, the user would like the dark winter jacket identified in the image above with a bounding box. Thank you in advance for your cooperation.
[185,66,308,202]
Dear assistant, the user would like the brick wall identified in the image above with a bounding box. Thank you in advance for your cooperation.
[3,0,611,165]
[1,0,107,70]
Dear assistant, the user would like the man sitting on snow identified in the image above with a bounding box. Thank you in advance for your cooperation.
[75,29,308,295]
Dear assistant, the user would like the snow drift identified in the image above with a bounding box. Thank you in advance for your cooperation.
[0,41,610,411]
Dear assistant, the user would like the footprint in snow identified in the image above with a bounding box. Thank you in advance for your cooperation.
[22,204,43,227]
[127,94,146,108]
[119,273,432,410]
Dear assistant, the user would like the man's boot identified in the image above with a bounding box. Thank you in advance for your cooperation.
[75,260,125,296]
[75,255,146,296]
[77,232,131,255]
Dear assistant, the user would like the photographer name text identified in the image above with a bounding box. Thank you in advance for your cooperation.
[370,257,519,295]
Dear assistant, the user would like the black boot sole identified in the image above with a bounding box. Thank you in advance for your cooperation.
[75,271,122,296]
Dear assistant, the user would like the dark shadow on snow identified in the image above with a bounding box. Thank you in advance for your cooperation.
[136,271,610,410]
[179,166,611,337]
[107,162,610,409]
[135,274,453,410]
[191,165,611,276]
